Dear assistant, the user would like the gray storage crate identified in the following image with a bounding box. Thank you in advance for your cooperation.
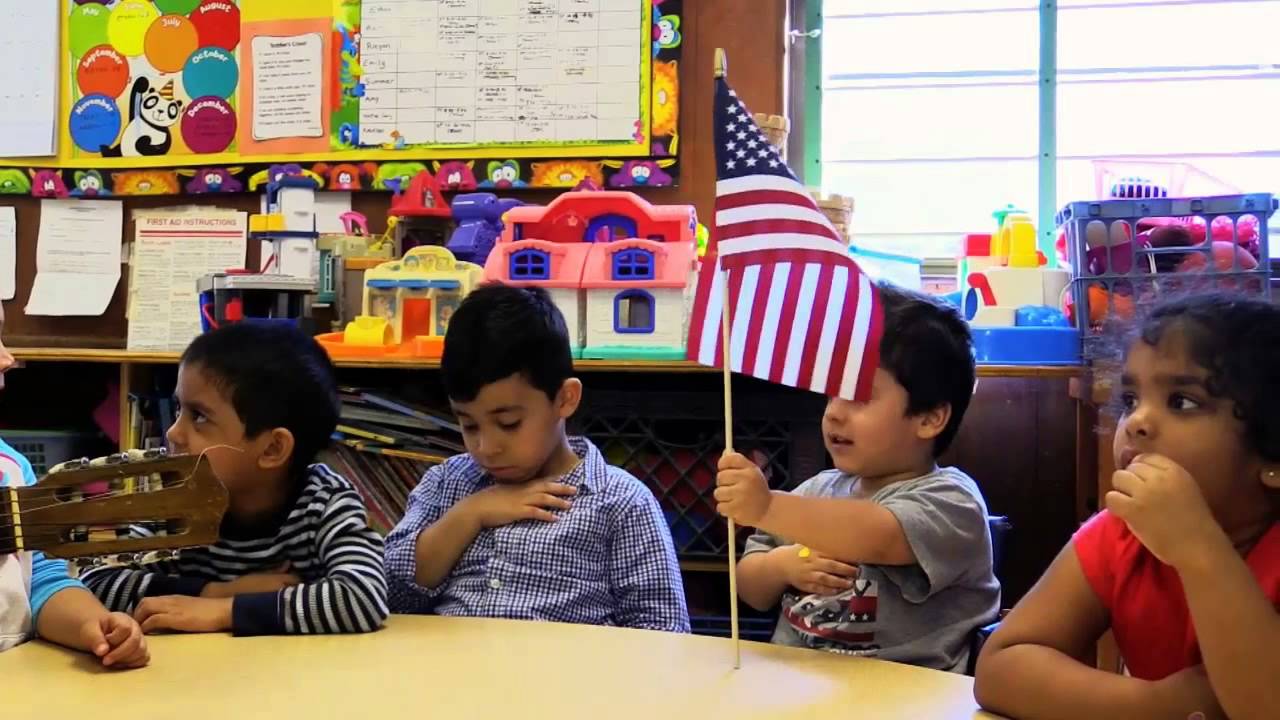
[1057,193,1276,360]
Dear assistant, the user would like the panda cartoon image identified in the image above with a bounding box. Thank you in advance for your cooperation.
[101,77,184,157]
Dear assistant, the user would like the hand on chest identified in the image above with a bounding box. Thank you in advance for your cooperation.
[470,495,612,581]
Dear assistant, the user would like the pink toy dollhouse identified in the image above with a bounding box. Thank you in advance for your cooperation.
[483,192,698,359]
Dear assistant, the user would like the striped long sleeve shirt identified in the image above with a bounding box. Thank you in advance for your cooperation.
[82,464,388,635]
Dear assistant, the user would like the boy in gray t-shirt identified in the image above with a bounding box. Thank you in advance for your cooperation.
[716,284,1000,673]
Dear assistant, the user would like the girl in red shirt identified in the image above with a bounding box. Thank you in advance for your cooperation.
[975,293,1280,720]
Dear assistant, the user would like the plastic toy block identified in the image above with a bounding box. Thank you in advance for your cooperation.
[250,214,286,233]
[963,234,992,257]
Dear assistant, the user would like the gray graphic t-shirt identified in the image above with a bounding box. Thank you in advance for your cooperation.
[743,467,1001,673]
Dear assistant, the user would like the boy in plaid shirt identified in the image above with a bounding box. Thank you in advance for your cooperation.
[384,285,689,632]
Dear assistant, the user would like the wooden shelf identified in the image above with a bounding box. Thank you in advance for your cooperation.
[9,348,712,373]
[10,347,1084,378]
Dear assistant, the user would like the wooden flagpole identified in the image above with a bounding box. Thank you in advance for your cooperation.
[714,47,742,670]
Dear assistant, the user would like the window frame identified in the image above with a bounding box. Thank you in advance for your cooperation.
[611,248,656,281]
[613,289,657,334]
[509,248,551,281]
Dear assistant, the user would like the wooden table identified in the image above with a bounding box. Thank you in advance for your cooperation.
[2,616,995,719]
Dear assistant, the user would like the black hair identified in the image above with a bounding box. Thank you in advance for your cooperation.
[441,283,574,403]
[876,283,976,456]
[1128,293,1280,462]
[181,321,339,476]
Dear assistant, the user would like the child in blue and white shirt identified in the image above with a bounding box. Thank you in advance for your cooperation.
[0,305,148,665]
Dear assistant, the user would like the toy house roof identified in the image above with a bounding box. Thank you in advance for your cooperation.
[389,171,452,218]
[499,191,695,246]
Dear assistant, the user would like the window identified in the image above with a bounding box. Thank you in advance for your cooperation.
[613,290,655,334]
[611,249,655,280]
[584,214,638,242]
[820,0,1280,260]
[509,249,550,280]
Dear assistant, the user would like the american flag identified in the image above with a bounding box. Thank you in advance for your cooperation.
[686,76,883,402]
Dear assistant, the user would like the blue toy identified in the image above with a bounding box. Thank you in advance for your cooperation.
[446,193,523,266]
[1014,305,1070,328]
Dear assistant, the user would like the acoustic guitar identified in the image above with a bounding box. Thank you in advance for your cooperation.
[0,452,228,561]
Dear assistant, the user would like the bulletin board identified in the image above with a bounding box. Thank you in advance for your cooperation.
[0,0,684,197]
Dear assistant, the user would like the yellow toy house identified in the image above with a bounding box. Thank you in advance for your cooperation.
[316,246,483,360]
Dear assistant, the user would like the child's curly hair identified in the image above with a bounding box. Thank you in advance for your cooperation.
[1106,293,1280,462]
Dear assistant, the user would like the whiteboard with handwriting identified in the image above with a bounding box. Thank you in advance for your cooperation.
[0,0,59,157]
[358,0,643,147]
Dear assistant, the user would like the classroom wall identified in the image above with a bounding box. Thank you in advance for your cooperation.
[0,0,790,349]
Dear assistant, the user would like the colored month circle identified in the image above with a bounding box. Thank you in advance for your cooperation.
[182,46,238,100]
[192,0,240,52]
[153,0,203,13]
[107,0,160,57]
[69,94,122,153]
[181,96,236,154]
[144,15,200,73]
[68,3,111,58]
[76,45,130,98]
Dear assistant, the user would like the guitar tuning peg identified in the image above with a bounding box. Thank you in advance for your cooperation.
[49,457,90,473]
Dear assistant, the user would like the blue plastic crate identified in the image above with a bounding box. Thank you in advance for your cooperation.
[1056,193,1276,358]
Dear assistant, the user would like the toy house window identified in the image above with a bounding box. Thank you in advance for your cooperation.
[510,249,550,280]
[614,290,655,334]
[611,249,655,281]
[585,214,638,243]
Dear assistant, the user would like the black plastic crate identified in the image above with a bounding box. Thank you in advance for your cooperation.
[573,380,826,560]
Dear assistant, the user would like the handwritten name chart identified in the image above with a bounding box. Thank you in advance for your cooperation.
[358,0,643,147]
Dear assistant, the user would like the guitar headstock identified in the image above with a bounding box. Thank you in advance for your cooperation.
[0,452,228,559]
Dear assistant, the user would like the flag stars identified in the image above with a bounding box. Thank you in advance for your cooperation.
[736,131,747,140]
[745,158,758,167]
[725,122,737,132]
[725,160,738,170]
[746,139,759,149]
[768,159,780,168]
[735,149,747,159]
[758,148,770,158]
[726,141,737,151]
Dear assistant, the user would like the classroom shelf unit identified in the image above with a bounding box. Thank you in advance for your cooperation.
[11,347,1083,378]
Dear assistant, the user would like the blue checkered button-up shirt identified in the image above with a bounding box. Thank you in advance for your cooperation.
[384,437,690,633]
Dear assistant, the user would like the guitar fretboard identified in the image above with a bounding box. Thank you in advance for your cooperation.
[0,487,21,555]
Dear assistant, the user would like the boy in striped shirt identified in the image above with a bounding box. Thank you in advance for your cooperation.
[83,323,388,636]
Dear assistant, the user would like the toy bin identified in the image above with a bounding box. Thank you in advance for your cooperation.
[1057,193,1276,361]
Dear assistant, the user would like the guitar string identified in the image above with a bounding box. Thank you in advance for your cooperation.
[0,445,244,533]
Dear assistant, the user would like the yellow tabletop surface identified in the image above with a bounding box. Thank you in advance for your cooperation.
[1,615,996,719]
